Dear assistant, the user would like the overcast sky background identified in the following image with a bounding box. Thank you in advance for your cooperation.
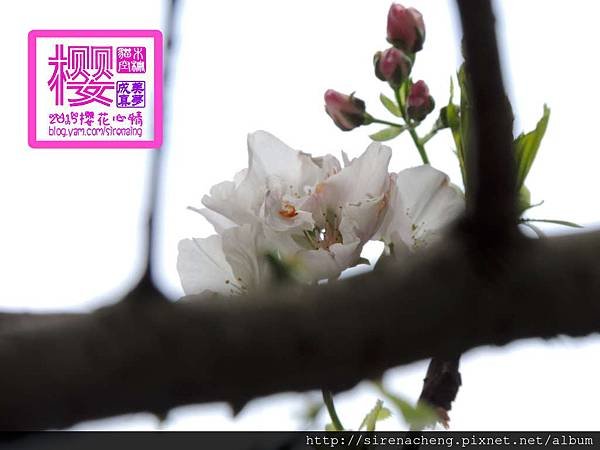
[1,0,600,431]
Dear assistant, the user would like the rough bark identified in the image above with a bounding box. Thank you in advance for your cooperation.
[2,231,600,429]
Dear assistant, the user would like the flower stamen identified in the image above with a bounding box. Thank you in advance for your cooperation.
[278,203,298,218]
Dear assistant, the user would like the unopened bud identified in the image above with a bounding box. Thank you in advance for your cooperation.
[407,80,435,121]
[374,47,412,88]
[387,3,426,53]
[324,89,367,131]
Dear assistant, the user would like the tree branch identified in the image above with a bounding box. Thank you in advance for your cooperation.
[415,0,517,424]
[141,0,179,287]
[2,230,600,429]
[457,0,517,237]
[418,356,461,428]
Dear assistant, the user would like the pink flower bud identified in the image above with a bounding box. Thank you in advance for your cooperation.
[324,89,367,131]
[387,3,425,53]
[407,80,435,121]
[374,47,412,87]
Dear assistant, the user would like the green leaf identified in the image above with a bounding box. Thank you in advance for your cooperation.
[514,105,551,189]
[437,103,459,131]
[395,399,437,430]
[380,93,402,117]
[523,219,583,228]
[358,399,391,431]
[444,103,460,129]
[517,185,532,215]
[375,382,438,430]
[300,400,324,424]
[264,251,297,283]
[325,423,337,432]
[517,185,547,216]
[369,126,405,142]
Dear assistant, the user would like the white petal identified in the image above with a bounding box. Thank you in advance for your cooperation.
[376,165,464,251]
[201,179,259,226]
[222,224,271,291]
[177,236,234,296]
[330,240,363,272]
[413,181,464,244]
[320,142,391,205]
[342,150,352,167]
[260,226,363,283]
[311,153,342,179]
[233,168,248,186]
[293,240,362,282]
[262,226,312,254]
[189,207,236,234]
[200,131,336,228]
[338,193,387,244]
[308,142,391,233]
[245,131,327,198]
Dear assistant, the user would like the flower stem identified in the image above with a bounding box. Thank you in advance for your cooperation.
[395,86,430,165]
[370,118,406,128]
[322,389,345,431]
[408,127,429,165]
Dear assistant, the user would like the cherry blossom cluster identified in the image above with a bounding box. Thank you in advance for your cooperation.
[175,1,564,432]
[177,131,463,296]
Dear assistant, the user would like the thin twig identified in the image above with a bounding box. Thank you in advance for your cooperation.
[141,0,180,288]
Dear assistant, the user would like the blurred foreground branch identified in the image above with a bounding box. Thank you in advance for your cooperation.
[2,230,600,429]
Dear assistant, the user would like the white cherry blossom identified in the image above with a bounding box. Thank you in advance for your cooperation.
[197,130,340,232]
[374,165,464,254]
[292,142,392,279]
[177,224,272,296]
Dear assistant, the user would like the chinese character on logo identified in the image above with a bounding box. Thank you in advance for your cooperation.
[47,44,115,107]
[116,47,146,73]
[116,81,145,108]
